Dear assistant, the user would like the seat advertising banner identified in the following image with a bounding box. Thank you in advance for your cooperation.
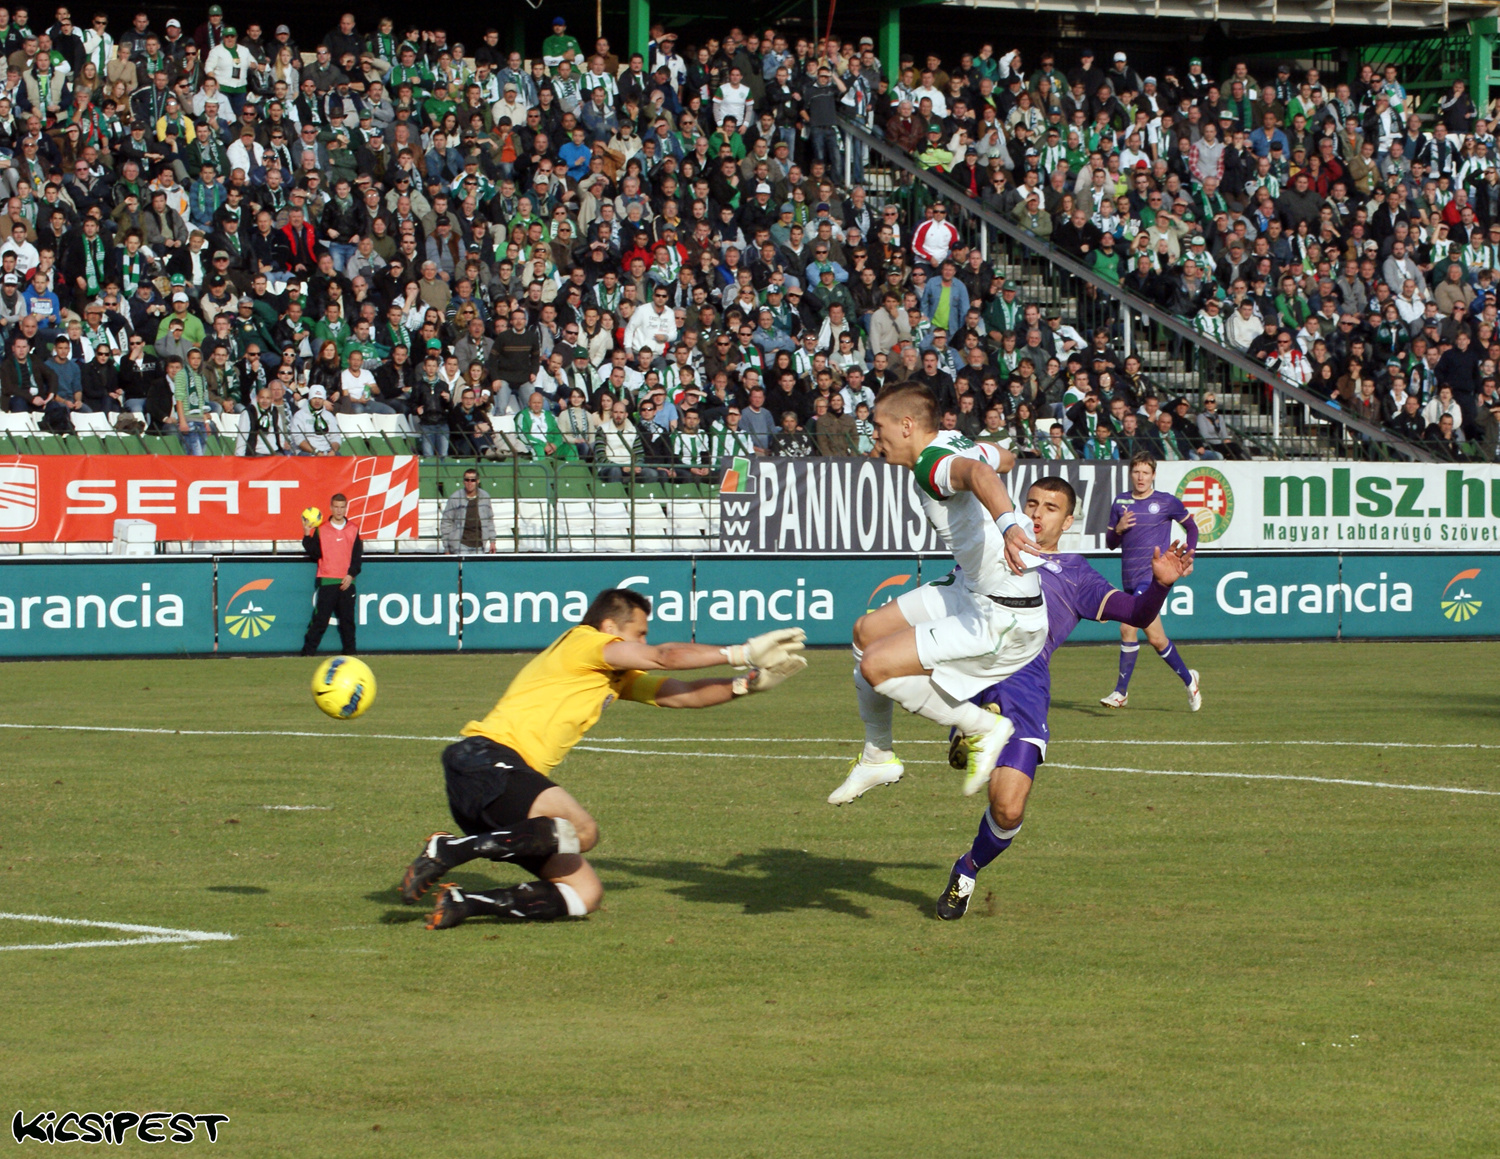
[0,456,419,542]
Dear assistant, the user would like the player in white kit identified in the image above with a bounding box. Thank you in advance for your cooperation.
[834,383,1049,802]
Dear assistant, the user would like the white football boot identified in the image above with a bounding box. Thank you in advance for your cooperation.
[960,715,1016,797]
[1100,690,1129,708]
[828,755,904,805]
[1187,670,1202,712]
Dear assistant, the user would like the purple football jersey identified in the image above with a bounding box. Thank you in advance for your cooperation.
[976,553,1118,772]
[1036,552,1117,666]
[1107,488,1192,591]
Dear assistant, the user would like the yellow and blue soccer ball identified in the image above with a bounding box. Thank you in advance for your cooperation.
[311,655,376,720]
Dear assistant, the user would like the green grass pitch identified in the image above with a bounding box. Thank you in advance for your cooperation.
[3,642,1499,1157]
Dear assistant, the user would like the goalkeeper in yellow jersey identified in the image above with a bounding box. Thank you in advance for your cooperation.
[399,588,807,929]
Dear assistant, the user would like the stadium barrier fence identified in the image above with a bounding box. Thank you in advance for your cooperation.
[0,551,1493,658]
[6,456,1500,556]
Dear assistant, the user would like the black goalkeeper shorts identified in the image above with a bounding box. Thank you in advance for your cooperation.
[441,736,559,879]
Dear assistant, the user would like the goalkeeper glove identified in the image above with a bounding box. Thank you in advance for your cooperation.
[722,627,806,670]
[732,655,808,696]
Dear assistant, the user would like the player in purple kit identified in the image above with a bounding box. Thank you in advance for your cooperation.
[932,476,1194,919]
[1100,452,1202,711]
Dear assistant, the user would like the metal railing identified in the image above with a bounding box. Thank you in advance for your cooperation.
[838,117,1435,465]
[0,440,862,557]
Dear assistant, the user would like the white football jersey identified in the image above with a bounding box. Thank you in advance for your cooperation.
[912,430,1041,601]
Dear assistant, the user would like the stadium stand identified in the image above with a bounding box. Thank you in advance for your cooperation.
[3,2,1500,552]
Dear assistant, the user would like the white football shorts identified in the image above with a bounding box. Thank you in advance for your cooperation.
[897,573,1048,701]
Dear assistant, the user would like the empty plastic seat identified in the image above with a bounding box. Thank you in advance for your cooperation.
[339,413,377,436]
[72,412,116,435]
[631,507,676,552]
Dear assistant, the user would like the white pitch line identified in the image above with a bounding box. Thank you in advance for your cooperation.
[1045,763,1500,797]
[0,912,235,953]
[0,722,458,742]
[6,722,1496,753]
[261,805,331,811]
[571,746,1500,798]
[587,736,1500,751]
[3,723,1494,798]
[0,936,226,952]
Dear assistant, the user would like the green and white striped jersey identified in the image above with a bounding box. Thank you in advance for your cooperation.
[671,427,711,466]
[911,430,1039,600]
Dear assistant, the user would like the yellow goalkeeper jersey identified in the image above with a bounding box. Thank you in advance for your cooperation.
[462,624,661,774]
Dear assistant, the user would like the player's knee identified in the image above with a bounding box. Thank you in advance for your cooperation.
[988,781,1029,831]
[566,815,598,852]
[566,873,604,913]
[858,651,888,688]
[989,800,1026,831]
[852,613,873,651]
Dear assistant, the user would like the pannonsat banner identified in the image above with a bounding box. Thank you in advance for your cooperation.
[720,457,1500,554]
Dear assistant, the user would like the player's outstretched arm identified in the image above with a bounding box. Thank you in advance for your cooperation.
[947,456,1040,574]
[1096,545,1195,628]
[603,628,806,673]
[652,656,810,708]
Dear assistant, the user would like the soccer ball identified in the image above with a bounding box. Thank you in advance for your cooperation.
[311,655,376,720]
[302,506,323,528]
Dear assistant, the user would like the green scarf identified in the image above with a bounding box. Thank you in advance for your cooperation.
[177,367,207,414]
[82,234,105,294]
[121,248,144,293]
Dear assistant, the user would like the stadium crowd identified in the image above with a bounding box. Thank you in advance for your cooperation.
[0,4,1495,469]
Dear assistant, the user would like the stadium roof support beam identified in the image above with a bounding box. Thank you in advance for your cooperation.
[946,0,1488,27]
[870,0,945,79]
[629,0,651,63]
[878,4,900,85]
[1472,16,1500,106]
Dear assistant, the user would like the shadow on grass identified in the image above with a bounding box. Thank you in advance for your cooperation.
[206,885,269,895]
[1394,690,1500,719]
[593,849,934,918]
[1053,697,1177,717]
[378,909,427,925]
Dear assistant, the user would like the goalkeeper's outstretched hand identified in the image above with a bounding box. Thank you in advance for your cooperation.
[747,654,808,694]
[724,627,807,669]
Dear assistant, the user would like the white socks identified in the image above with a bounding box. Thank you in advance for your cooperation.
[853,643,896,758]
[854,669,895,756]
[874,675,1000,736]
[555,882,589,917]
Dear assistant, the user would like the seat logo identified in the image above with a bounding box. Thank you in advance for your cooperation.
[0,463,39,531]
